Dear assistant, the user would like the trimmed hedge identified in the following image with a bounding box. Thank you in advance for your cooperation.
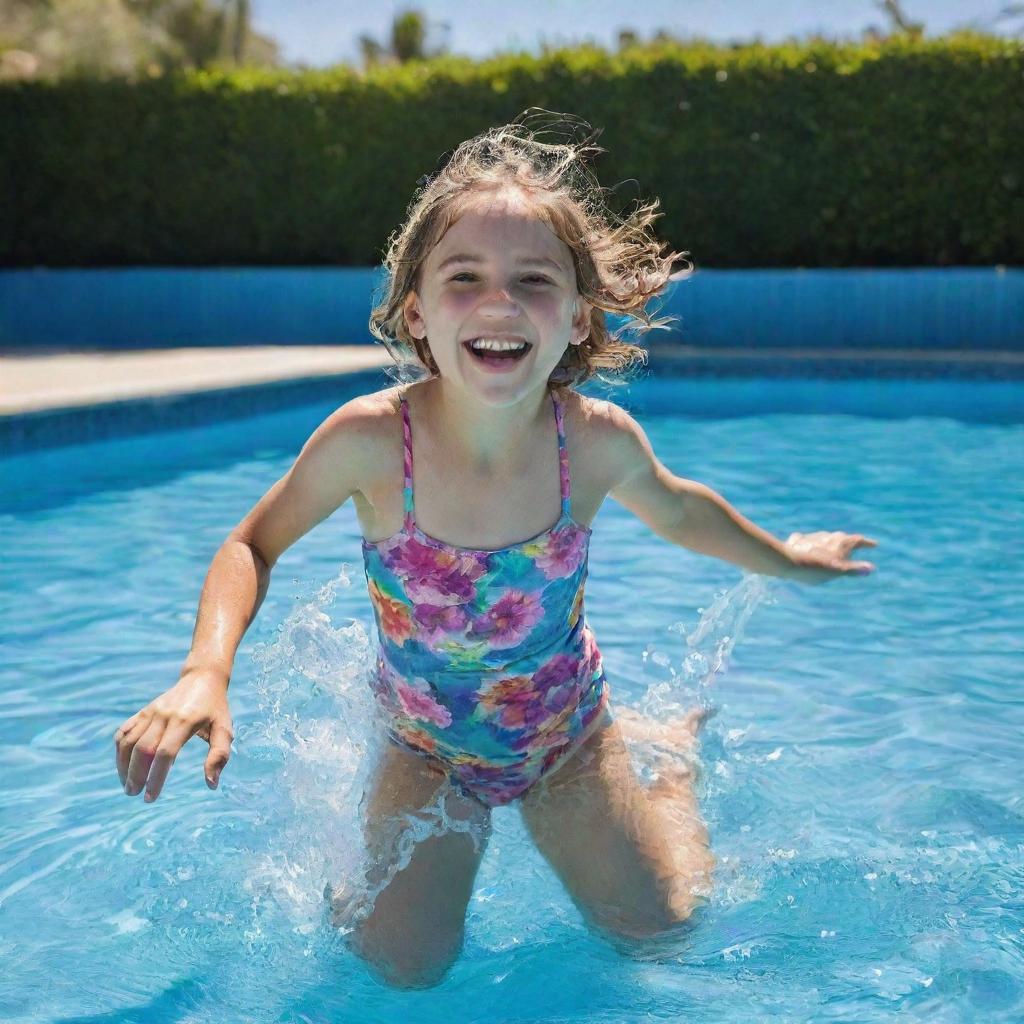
[2,33,1021,268]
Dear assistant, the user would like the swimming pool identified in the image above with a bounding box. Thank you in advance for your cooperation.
[2,373,1022,1022]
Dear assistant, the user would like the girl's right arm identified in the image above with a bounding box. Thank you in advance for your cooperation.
[114,394,385,804]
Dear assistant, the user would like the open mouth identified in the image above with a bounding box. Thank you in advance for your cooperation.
[462,338,533,369]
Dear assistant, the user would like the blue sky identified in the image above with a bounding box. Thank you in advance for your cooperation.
[250,0,1018,68]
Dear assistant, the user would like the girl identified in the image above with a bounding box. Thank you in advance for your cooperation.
[113,112,878,989]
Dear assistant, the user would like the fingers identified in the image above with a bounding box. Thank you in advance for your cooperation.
[846,534,878,549]
[115,714,149,787]
[204,721,233,789]
[844,534,879,571]
[115,704,232,802]
[143,720,199,802]
[124,717,165,797]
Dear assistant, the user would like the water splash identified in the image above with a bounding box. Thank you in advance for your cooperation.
[238,567,382,949]
[240,565,493,963]
[639,571,779,719]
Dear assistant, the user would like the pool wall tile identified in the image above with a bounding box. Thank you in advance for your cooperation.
[2,266,1021,351]
[1,369,388,455]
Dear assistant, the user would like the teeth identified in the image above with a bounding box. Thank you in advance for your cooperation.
[469,339,528,352]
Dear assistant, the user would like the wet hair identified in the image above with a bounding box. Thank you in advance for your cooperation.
[368,108,693,390]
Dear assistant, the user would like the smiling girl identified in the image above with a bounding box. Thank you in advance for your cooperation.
[113,111,878,989]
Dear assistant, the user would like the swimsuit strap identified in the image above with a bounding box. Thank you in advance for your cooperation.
[552,389,572,517]
[399,392,416,532]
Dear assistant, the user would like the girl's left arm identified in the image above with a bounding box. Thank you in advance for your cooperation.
[598,404,878,586]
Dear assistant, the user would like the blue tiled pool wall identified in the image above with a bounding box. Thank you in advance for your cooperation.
[643,347,1024,380]
[2,267,1022,454]
[4,366,1024,457]
[2,266,1021,352]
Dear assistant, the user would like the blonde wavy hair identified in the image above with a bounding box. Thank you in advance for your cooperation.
[368,109,693,390]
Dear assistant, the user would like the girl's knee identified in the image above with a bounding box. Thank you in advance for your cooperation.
[590,866,713,946]
[373,951,458,990]
[594,900,695,944]
[589,898,702,963]
[346,917,463,990]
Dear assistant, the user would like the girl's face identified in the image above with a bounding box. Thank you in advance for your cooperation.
[403,189,591,405]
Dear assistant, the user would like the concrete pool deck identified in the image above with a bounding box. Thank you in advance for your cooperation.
[3,344,1024,417]
[0,345,395,415]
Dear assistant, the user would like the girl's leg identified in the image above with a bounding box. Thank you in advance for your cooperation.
[615,705,711,842]
[518,708,713,950]
[327,738,492,989]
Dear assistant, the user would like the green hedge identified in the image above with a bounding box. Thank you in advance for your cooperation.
[2,33,1021,268]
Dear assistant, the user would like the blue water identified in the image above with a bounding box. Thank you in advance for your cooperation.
[1,376,1023,1022]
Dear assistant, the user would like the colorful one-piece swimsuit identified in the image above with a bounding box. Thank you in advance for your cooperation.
[360,387,611,808]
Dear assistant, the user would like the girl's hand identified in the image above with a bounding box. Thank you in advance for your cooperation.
[114,669,234,803]
[783,531,878,586]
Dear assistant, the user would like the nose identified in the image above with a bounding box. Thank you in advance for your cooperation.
[476,286,520,316]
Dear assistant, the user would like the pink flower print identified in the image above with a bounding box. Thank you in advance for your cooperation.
[381,535,487,605]
[581,628,603,677]
[469,590,543,649]
[369,660,403,718]
[412,602,470,645]
[476,674,533,729]
[528,525,586,580]
[476,652,581,742]
[394,676,453,728]
[533,652,583,718]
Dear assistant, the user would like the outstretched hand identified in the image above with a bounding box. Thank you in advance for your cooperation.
[783,531,878,586]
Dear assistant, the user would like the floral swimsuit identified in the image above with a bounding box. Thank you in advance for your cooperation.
[360,387,611,807]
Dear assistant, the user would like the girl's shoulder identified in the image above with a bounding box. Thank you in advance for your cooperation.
[305,385,406,483]
[562,390,655,490]
[562,389,639,446]
[317,384,404,441]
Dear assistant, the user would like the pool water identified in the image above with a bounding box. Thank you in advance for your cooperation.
[1,376,1023,1022]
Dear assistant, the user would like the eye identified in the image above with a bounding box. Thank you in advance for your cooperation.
[448,273,552,285]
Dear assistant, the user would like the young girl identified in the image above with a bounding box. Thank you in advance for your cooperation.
[113,113,877,989]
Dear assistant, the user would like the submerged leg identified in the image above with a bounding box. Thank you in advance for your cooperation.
[616,705,711,820]
[326,738,492,990]
[615,704,714,873]
[519,709,714,952]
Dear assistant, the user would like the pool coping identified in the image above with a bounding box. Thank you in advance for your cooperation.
[0,345,394,415]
